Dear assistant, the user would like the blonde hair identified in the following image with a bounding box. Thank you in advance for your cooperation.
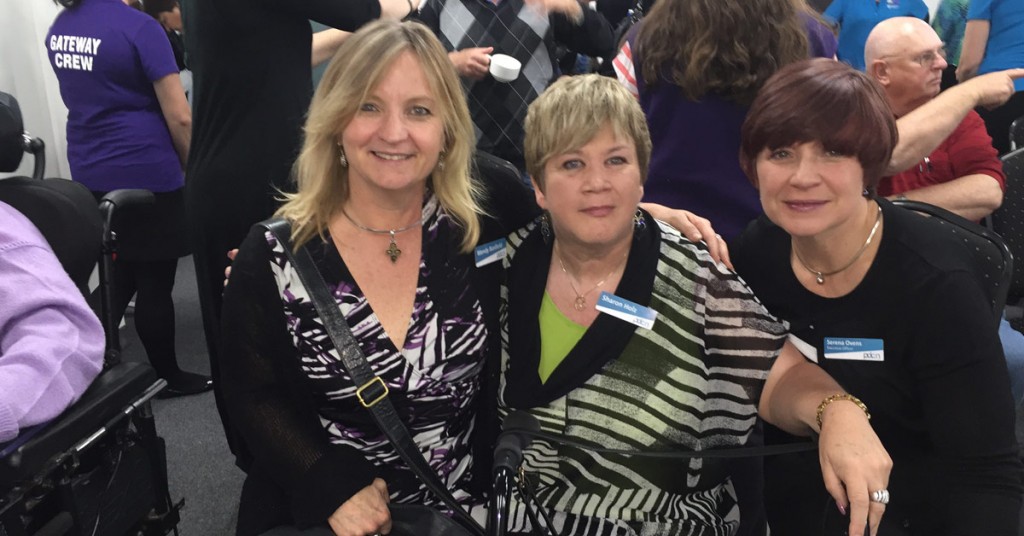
[276,20,481,252]
[524,74,652,188]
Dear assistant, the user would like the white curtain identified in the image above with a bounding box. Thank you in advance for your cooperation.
[0,0,71,180]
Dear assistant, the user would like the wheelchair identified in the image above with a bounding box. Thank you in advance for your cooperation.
[0,92,183,536]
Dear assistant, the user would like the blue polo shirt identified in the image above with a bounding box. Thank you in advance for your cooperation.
[968,0,1024,92]
[824,0,929,71]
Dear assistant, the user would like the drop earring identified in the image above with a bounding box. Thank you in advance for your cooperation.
[633,209,647,237]
[540,211,552,244]
[338,144,348,168]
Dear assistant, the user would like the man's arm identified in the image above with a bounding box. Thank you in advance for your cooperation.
[546,0,615,58]
[887,68,1024,174]
[892,174,1003,220]
[153,73,192,168]
[311,29,352,67]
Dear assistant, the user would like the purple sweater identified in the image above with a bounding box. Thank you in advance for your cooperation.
[0,201,104,443]
[623,14,837,240]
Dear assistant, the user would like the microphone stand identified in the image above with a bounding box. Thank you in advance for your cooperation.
[487,466,514,536]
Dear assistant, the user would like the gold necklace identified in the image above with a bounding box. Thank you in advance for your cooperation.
[341,208,422,263]
[555,249,628,311]
[792,204,882,285]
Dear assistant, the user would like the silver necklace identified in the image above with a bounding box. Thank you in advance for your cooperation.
[555,249,628,311]
[792,204,882,285]
[341,208,422,263]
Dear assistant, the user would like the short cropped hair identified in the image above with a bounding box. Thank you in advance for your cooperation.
[524,74,652,189]
[277,20,480,252]
[740,58,898,192]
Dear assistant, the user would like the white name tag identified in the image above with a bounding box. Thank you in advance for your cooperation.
[824,337,884,362]
[595,291,657,330]
[474,238,506,267]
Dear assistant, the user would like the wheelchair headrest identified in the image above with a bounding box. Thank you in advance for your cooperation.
[0,92,25,173]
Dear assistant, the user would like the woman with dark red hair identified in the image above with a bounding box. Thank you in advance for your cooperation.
[733,58,1023,536]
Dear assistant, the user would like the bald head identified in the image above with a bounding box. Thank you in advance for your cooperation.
[864,17,947,115]
[865,17,937,67]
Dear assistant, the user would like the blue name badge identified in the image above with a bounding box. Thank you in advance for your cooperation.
[595,291,657,330]
[823,337,884,362]
[474,238,506,267]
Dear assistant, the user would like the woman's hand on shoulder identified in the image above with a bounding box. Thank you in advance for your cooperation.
[327,478,392,536]
[639,203,732,269]
[817,403,893,536]
[223,248,239,288]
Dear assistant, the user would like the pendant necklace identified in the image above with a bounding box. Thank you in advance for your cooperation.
[792,204,882,285]
[341,208,423,263]
[556,249,628,311]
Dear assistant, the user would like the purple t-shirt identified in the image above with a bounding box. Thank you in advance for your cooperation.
[46,0,183,192]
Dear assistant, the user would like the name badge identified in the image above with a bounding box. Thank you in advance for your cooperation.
[595,291,657,330]
[474,238,506,267]
[824,337,884,362]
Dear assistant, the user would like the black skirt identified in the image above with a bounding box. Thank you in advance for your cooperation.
[91,187,190,261]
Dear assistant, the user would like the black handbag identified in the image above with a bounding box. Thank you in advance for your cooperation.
[261,218,485,536]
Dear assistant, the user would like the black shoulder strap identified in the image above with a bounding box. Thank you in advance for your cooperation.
[260,218,484,536]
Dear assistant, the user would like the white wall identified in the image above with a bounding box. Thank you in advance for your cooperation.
[0,0,70,179]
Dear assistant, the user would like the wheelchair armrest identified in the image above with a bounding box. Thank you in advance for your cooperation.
[98,189,154,211]
[0,362,161,484]
[97,188,155,254]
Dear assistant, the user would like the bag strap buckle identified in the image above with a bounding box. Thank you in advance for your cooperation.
[356,376,389,408]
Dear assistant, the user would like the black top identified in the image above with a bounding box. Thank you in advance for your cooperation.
[732,199,1024,535]
[181,0,381,241]
[220,176,537,534]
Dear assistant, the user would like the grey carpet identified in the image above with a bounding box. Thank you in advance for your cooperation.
[119,255,243,536]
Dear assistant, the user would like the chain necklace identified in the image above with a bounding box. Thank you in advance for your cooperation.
[792,204,882,285]
[555,249,628,311]
[341,208,423,263]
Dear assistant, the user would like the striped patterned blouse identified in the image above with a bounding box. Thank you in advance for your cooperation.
[498,217,788,536]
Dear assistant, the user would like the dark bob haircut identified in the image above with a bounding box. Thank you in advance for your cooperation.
[739,58,898,193]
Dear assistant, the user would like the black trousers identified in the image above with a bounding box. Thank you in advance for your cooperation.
[978,90,1024,156]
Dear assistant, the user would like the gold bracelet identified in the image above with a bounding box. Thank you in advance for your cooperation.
[816,393,870,430]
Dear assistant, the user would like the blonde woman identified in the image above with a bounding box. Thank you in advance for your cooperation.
[220,20,526,536]
[220,18,728,536]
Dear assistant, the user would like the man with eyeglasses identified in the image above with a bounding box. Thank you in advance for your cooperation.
[865,16,1024,411]
[867,17,1003,221]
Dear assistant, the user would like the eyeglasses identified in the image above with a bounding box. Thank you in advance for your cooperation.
[907,46,947,67]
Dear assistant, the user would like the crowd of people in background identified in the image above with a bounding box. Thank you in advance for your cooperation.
[3,0,1024,534]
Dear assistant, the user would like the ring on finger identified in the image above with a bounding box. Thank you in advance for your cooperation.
[870,489,890,505]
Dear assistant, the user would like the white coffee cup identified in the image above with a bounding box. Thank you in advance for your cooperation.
[489,54,522,83]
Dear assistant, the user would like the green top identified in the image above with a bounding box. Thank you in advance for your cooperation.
[537,291,586,383]
[933,0,970,64]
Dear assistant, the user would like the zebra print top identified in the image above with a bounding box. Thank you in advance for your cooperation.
[264,194,488,507]
[498,216,788,536]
